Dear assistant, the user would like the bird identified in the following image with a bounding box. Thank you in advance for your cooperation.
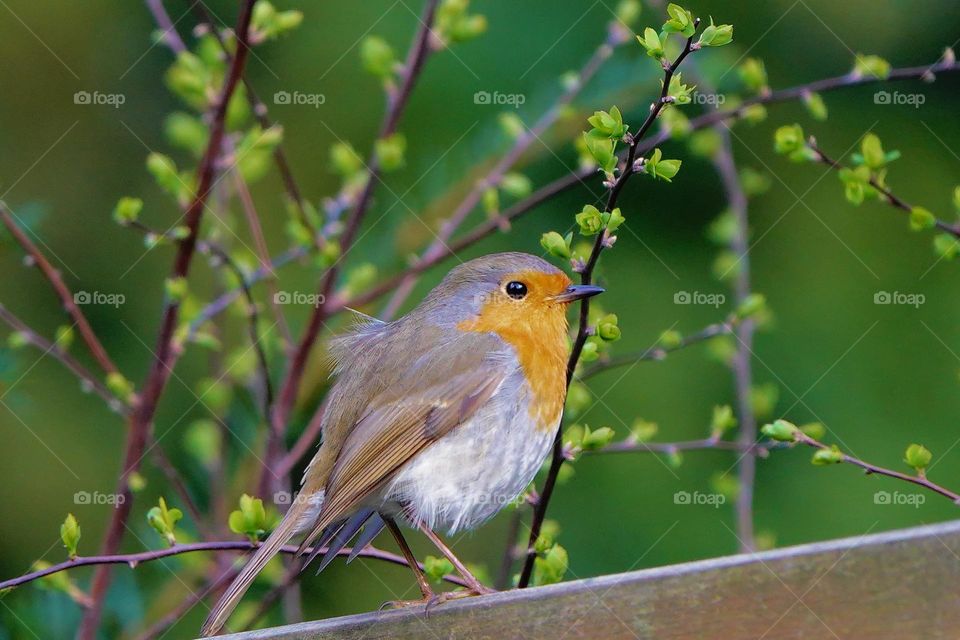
[201,251,603,636]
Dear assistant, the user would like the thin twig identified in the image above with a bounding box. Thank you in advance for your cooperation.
[78,3,259,637]
[132,568,238,640]
[0,540,467,592]
[0,304,124,410]
[0,205,120,377]
[808,140,960,237]
[517,25,703,590]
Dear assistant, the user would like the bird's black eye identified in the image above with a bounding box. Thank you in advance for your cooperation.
[505,281,528,299]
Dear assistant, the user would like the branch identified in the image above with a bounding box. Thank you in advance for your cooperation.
[0,204,120,377]
[0,540,468,592]
[78,2,259,636]
[581,318,737,379]
[587,435,768,456]
[0,304,124,411]
[807,140,960,237]
[517,25,702,590]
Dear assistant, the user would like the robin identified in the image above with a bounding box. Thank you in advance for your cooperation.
[201,252,603,636]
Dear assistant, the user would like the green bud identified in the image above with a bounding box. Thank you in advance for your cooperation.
[184,419,222,467]
[532,543,568,586]
[638,27,664,59]
[630,418,658,442]
[146,497,183,546]
[165,112,208,156]
[146,153,183,200]
[860,133,886,170]
[750,383,779,419]
[565,381,591,417]
[687,129,722,158]
[803,92,828,121]
[933,233,960,260]
[128,471,146,492]
[54,325,74,351]
[658,329,682,349]
[761,419,798,442]
[853,53,891,80]
[330,141,363,177]
[498,112,525,139]
[423,555,454,583]
[740,167,771,197]
[535,519,561,552]
[697,18,733,47]
[587,105,628,139]
[165,276,189,302]
[170,225,190,240]
[736,293,766,319]
[360,36,396,78]
[660,107,692,139]
[710,472,740,501]
[582,425,615,450]
[540,231,572,259]
[319,240,341,268]
[596,314,621,341]
[106,372,135,403]
[7,331,30,350]
[500,172,532,199]
[774,124,805,155]
[666,73,694,106]
[663,3,695,37]
[581,132,616,174]
[798,422,826,440]
[228,494,274,542]
[579,338,600,362]
[482,186,499,216]
[909,207,937,232]
[575,205,604,236]
[738,58,768,93]
[710,405,737,435]
[112,197,143,226]
[345,263,378,295]
[740,104,768,125]
[644,148,682,182]
[375,133,406,172]
[615,0,642,26]
[811,445,844,466]
[904,443,932,471]
[60,514,80,559]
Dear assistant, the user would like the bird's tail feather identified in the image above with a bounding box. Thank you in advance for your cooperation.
[200,500,307,637]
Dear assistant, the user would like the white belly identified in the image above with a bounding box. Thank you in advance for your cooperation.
[380,374,556,534]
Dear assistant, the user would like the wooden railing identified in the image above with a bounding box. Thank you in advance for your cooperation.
[216,520,960,639]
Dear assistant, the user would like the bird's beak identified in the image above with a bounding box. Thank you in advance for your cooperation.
[551,284,605,303]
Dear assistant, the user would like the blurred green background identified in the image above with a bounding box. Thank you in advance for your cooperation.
[1,0,959,637]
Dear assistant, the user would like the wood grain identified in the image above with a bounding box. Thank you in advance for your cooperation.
[213,520,960,640]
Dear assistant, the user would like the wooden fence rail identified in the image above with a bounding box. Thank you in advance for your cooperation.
[217,520,960,639]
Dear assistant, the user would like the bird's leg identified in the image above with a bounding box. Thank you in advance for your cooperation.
[382,516,436,607]
[419,524,495,596]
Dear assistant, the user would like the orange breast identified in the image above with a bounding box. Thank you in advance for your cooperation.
[457,271,570,431]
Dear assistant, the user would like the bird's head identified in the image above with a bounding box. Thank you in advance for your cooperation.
[421,252,603,334]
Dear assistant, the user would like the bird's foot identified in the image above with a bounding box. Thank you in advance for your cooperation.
[380,586,496,615]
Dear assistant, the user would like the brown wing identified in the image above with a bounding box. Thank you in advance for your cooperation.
[296,332,508,552]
